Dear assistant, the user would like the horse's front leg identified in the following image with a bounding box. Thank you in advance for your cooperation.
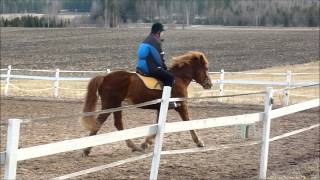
[176,103,205,147]
[141,110,159,150]
[141,134,156,150]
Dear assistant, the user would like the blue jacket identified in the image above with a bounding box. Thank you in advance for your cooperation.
[136,34,165,75]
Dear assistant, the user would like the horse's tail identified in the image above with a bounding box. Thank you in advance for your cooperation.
[80,75,104,131]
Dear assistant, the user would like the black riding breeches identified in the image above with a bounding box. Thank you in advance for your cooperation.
[150,68,174,87]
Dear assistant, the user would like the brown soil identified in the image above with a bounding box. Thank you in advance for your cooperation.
[0,99,319,179]
[1,27,319,72]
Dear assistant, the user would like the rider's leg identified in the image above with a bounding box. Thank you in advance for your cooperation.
[150,68,179,108]
[150,67,174,87]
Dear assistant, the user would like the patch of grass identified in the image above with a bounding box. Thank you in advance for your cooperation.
[188,61,319,105]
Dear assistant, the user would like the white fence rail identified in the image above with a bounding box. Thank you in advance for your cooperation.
[0,152,5,164]
[55,124,320,180]
[17,124,157,161]
[212,69,319,105]
[212,79,317,86]
[1,85,319,179]
[1,66,318,103]
[0,66,109,98]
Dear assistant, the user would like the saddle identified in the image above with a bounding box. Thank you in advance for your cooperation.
[136,73,163,90]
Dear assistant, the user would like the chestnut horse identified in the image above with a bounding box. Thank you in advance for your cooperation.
[80,51,212,156]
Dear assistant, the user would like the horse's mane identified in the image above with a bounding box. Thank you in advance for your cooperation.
[170,51,208,68]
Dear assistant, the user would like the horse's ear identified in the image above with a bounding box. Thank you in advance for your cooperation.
[199,54,206,66]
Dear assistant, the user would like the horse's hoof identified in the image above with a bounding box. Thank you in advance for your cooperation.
[132,146,145,153]
[197,141,205,147]
[140,142,148,150]
[82,151,90,157]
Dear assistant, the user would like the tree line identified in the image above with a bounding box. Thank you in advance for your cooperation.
[0,16,70,27]
[1,0,319,27]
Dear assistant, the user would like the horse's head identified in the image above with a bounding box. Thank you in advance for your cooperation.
[190,51,212,89]
[171,51,212,89]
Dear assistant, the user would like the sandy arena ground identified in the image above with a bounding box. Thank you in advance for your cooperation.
[0,99,319,179]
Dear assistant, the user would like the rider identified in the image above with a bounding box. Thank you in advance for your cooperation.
[136,23,179,108]
[136,22,174,87]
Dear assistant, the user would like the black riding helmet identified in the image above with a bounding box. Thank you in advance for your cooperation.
[151,23,165,34]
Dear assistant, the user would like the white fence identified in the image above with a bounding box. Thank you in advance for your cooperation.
[210,69,319,105]
[0,66,110,98]
[1,66,319,105]
[0,86,319,179]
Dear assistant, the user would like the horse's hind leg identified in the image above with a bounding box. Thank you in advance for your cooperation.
[113,111,144,152]
[176,104,205,147]
[82,130,98,157]
[82,112,111,157]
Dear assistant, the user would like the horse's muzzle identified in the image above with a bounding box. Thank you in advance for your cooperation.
[202,78,212,89]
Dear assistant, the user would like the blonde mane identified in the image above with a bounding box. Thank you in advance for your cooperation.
[170,51,208,68]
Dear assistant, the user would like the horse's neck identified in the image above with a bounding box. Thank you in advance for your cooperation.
[170,65,193,86]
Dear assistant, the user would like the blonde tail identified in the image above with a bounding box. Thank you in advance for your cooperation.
[79,75,104,131]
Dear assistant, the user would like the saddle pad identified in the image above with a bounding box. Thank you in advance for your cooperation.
[136,74,162,90]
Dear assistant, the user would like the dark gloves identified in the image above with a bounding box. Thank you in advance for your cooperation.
[160,51,167,70]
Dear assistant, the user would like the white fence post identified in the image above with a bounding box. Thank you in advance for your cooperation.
[150,86,172,180]
[4,65,12,96]
[219,69,224,102]
[53,68,60,98]
[259,87,273,179]
[4,119,22,180]
[283,70,291,106]
[240,125,250,139]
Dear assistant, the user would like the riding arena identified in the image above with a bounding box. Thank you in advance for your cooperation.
[0,26,319,179]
